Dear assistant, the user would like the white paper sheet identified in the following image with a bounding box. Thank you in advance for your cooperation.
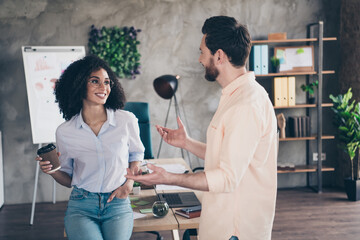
[133,211,147,220]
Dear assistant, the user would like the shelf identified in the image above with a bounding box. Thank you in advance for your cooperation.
[279,135,335,141]
[251,37,337,44]
[274,103,333,109]
[277,165,335,174]
[255,70,335,77]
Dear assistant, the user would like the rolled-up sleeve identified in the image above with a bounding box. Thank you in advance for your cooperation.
[205,106,262,193]
[127,114,145,163]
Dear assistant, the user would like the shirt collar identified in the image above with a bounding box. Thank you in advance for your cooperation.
[75,108,116,129]
[221,72,255,96]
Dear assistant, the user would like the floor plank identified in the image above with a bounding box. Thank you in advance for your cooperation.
[1,188,360,240]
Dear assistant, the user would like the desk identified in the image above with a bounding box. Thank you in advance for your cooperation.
[65,158,200,239]
[132,158,201,240]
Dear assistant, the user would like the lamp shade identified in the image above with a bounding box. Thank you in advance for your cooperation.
[153,75,179,99]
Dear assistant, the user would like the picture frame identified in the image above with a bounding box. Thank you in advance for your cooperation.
[274,46,314,72]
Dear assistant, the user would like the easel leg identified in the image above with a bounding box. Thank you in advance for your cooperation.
[52,179,56,204]
[30,161,40,225]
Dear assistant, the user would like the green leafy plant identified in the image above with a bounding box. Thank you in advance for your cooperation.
[330,88,360,180]
[270,56,280,67]
[133,181,141,187]
[301,80,319,97]
[88,25,141,79]
[270,56,280,73]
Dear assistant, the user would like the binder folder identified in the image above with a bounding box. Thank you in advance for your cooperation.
[261,45,269,74]
[273,77,282,107]
[287,77,296,106]
[280,77,288,106]
[250,45,261,75]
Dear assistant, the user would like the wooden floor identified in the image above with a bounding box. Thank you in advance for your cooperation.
[1,188,360,240]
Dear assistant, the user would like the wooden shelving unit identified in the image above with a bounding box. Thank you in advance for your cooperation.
[255,70,335,77]
[277,165,335,174]
[251,37,336,44]
[279,135,335,141]
[274,103,333,109]
[250,22,336,192]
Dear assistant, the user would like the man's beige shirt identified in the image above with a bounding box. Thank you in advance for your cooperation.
[199,72,278,240]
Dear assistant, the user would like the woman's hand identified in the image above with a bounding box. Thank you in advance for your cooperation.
[156,117,188,149]
[35,152,61,174]
[107,181,133,203]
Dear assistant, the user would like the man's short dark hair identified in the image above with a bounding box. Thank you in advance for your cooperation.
[201,16,252,67]
[55,55,126,121]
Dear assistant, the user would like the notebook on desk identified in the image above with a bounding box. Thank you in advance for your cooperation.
[157,192,201,208]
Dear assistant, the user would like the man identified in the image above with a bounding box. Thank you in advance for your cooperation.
[126,16,277,240]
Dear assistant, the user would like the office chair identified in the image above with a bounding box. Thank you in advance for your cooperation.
[124,102,163,240]
[124,102,154,159]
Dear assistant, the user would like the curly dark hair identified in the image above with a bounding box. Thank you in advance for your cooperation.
[202,16,252,67]
[55,55,126,121]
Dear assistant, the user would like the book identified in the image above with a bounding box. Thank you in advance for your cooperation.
[300,116,307,138]
[306,116,311,136]
[288,116,299,137]
[298,116,302,137]
[175,209,201,219]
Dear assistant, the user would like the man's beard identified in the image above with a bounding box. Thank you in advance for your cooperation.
[204,59,219,82]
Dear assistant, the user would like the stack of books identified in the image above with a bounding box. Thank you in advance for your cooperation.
[175,205,201,219]
[288,116,311,137]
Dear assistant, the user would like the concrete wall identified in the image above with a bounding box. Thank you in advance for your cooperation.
[337,0,360,186]
[0,0,340,204]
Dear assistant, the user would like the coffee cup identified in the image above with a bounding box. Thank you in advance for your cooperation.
[37,143,61,173]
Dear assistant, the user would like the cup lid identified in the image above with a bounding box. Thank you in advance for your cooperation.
[37,143,56,155]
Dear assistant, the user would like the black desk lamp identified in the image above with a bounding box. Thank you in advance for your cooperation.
[153,75,191,165]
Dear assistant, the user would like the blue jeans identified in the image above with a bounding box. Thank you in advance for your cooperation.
[64,186,133,240]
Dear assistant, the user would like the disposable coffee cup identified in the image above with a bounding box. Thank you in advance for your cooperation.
[37,143,61,173]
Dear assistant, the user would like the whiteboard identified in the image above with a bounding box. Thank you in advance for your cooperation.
[22,46,86,144]
[275,46,314,72]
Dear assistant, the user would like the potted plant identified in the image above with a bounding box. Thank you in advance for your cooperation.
[88,25,141,79]
[301,80,319,104]
[270,56,280,73]
[329,88,360,201]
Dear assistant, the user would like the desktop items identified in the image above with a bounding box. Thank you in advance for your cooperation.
[157,192,201,208]
[152,201,169,218]
[175,205,201,219]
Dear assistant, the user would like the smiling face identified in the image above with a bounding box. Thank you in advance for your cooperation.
[198,35,219,82]
[83,68,111,107]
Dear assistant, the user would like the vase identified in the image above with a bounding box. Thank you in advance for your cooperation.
[308,97,315,104]
[272,65,280,73]
[344,178,360,201]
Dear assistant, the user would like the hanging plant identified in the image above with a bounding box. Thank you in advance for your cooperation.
[88,25,141,79]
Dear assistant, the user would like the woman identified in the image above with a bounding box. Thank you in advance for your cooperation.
[36,55,144,240]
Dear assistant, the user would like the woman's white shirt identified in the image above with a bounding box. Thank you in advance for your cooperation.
[56,109,144,193]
